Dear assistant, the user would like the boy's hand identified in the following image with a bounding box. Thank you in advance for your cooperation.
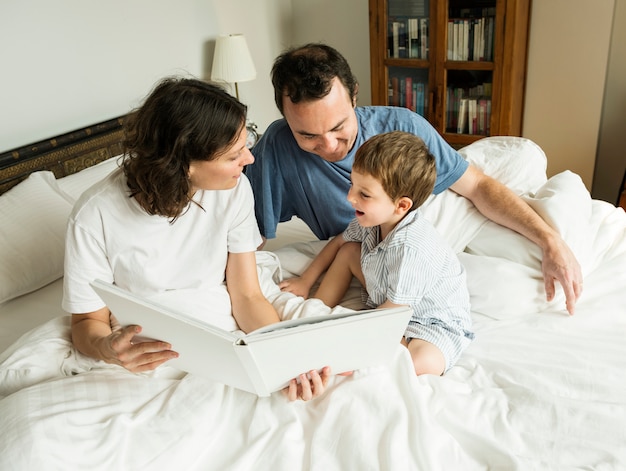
[279,276,313,298]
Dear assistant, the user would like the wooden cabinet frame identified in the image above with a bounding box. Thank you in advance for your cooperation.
[369,0,531,147]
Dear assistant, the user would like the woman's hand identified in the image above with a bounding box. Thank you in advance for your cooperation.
[97,324,179,373]
[284,366,332,401]
[72,310,178,372]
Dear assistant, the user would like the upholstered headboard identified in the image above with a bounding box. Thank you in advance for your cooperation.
[0,115,127,195]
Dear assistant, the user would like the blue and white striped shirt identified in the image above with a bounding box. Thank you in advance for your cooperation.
[343,209,474,369]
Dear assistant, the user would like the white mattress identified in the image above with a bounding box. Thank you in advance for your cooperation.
[1,137,625,470]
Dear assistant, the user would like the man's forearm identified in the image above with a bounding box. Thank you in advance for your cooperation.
[451,165,556,250]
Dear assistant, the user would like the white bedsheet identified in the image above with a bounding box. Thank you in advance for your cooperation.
[1,137,625,470]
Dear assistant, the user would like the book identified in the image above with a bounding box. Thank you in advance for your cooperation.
[391,21,400,58]
[391,76,400,106]
[404,76,413,111]
[91,279,413,397]
[408,18,419,58]
[419,17,428,59]
[414,81,425,117]
[457,97,468,134]
[477,97,487,135]
[467,98,478,134]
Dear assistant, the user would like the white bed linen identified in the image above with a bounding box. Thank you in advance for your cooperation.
[1,137,625,470]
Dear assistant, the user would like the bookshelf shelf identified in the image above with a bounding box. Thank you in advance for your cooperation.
[384,58,429,67]
[369,0,531,147]
[445,61,494,71]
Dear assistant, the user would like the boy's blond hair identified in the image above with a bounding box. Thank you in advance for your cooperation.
[353,131,436,210]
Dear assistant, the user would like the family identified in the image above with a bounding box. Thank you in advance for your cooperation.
[66,43,583,401]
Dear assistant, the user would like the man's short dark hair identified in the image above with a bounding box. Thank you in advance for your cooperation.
[271,43,359,114]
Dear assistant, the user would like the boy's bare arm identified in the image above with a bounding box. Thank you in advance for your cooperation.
[279,235,346,298]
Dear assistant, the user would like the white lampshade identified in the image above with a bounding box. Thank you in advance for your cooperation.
[211,34,256,100]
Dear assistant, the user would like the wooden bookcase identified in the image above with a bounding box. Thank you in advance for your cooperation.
[369,0,531,147]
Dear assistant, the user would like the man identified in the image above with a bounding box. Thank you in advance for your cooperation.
[245,43,582,315]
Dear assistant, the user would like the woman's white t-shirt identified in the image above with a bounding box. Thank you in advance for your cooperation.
[62,168,262,331]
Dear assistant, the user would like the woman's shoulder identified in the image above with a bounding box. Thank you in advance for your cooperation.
[70,169,128,221]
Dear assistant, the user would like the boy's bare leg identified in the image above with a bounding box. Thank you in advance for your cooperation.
[314,242,363,307]
[401,337,446,376]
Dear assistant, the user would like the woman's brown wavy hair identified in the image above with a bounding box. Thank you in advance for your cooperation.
[122,77,247,222]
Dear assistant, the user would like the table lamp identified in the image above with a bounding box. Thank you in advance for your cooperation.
[211,34,257,101]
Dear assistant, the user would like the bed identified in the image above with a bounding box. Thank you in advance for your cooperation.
[1,115,625,470]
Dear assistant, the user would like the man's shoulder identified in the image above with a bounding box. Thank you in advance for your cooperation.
[356,106,428,133]
[357,105,421,119]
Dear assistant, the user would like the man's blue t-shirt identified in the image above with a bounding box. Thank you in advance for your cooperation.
[246,106,468,240]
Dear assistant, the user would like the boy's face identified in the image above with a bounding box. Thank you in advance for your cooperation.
[347,170,406,231]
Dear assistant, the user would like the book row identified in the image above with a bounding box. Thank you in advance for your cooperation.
[388,77,427,116]
[387,17,429,60]
[446,87,491,136]
[447,16,495,62]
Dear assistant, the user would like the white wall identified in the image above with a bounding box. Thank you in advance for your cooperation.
[593,0,626,203]
[3,0,619,193]
[522,0,615,189]
[0,0,288,152]
[291,0,371,107]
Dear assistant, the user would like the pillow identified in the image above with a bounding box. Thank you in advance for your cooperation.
[524,171,592,274]
[458,136,548,196]
[0,172,74,304]
[56,156,120,202]
[465,171,592,274]
[418,136,549,253]
[458,252,552,320]
[419,190,487,253]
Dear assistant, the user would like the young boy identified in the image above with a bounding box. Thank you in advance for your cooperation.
[279,131,474,375]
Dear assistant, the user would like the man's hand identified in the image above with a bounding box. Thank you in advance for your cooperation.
[541,237,583,315]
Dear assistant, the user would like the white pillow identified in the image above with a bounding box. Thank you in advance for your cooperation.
[420,190,487,253]
[459,252,549,320]
[0,172,74,304]
[418,136,549,253]
[56,156,120,202]
[465,171,592,273]
[458,136,548,196]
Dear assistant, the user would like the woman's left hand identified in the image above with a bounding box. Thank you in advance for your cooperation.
[285,366,331,401]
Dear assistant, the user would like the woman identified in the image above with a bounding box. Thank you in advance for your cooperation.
[63,77,328,401]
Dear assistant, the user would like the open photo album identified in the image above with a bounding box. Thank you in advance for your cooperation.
[91,279,413,396]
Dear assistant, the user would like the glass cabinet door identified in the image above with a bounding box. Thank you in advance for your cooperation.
[371,0,529,147]
[384,0,432,118]
[445,69,493,135]
[443,1,496,138]
[388,66,429,117]
[387,0,430,60]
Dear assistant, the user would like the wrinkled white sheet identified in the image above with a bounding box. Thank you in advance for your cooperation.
[1,137,625,470]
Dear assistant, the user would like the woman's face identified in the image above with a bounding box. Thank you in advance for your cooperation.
[188,125,254,192]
